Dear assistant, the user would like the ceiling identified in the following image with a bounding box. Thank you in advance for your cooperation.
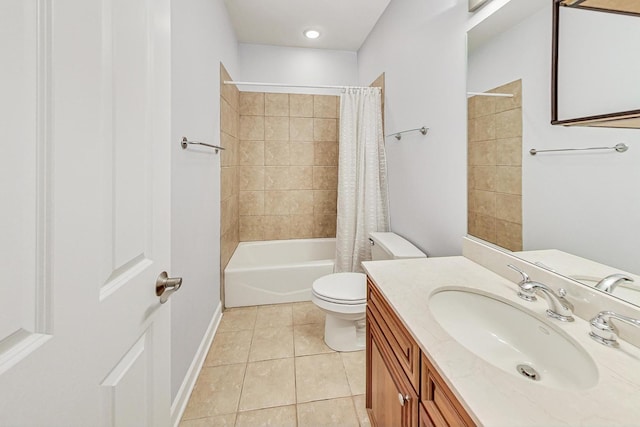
[223,0,392,51]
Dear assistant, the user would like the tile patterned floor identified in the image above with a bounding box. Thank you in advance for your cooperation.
[180,302,370,427]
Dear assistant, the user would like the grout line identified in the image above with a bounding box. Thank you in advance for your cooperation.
[349,395,361,427]
[234,317,257,417]
[293,341,300,426]
[339,351,352,395]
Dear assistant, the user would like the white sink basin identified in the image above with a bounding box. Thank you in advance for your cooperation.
[429,288,598,390]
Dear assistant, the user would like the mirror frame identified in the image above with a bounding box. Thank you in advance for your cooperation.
[551,0,640,128]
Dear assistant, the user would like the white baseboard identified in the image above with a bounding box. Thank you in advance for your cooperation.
[170,302,223,427]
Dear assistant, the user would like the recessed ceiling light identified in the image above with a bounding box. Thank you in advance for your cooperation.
[304,30,320,39]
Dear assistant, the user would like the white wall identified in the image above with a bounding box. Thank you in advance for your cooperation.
[237,43,358,94]
[557,7,640,118]
[357,0,469,257]
[468,4,640,273]
[170,0,238,402]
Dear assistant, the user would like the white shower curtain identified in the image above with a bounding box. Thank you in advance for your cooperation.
[335,87,390,273]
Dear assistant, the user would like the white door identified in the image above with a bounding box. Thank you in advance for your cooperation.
[0,0,173,425]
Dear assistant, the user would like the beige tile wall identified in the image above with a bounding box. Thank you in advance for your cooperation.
[220,64,240,291]
[237,92,340,241]
[468,79,523,251]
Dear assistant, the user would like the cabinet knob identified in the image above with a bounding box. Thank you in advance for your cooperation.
[398,393,410,406]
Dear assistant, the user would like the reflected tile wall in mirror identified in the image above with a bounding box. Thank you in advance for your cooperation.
[467,79,522,252]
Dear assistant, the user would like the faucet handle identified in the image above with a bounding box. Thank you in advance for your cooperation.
[507,264,537,301]
[590,311,640,347]
[507,264,530,284]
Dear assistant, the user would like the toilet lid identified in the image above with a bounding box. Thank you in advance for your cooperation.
[312,272,366,304]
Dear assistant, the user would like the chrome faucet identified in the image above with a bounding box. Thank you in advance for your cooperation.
[595,274,634,293]
[507,264,575,322]
[589,311,640,347]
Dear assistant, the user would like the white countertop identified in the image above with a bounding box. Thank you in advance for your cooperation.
[362,256,640,427]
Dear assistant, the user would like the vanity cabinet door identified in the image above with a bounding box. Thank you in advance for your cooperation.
[419,402,441,427]
[368,309,419,427]
[367,277,421,389]
[420,355,475,427]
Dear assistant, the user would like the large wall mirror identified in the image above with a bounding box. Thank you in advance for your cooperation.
[467,0,640,307]
[552,0,640,128]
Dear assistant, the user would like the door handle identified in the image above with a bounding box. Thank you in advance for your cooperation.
[156,272,182,304]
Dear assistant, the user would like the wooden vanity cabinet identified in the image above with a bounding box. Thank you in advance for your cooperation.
[420,356,475,427]
[366,277,475,427]
[368,313,419,427]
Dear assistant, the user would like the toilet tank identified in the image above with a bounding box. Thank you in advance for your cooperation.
[368,232,426,261]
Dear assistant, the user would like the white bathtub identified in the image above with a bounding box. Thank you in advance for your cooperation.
[224,238,336,308]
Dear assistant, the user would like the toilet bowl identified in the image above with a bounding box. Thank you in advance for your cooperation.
[312,232,426,352]
[311,272,367,352]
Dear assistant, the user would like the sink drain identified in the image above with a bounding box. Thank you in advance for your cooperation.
[516,364,540,381]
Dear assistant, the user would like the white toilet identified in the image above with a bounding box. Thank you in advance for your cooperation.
[311,232,426,352]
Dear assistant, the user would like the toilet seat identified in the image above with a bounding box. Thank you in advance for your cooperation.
[311,272,366,305]
[312,292,365,305]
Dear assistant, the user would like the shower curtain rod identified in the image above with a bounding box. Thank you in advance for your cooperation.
[466,91,513,98]
[223,80,373,91]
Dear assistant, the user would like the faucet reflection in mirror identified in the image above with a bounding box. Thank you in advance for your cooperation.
[515,249,640,307]
[596,274,634,293]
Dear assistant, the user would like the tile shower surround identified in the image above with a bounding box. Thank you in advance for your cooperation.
[220,64,240,276]
[219,66,342,305]
[179,302,370,426]
[238,92,340,242]
[222,75,384,268]
[467,79,523,251]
